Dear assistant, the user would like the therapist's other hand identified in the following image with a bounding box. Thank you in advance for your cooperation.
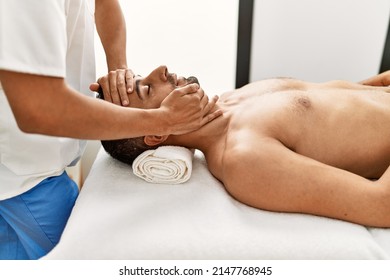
[89,68,134,106]
[360,70,390,86]
[159,83,222,135]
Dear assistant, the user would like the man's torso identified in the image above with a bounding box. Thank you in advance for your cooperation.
[208,78,390,181]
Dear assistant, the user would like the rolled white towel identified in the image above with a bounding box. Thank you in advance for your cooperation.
[132,146,194,184]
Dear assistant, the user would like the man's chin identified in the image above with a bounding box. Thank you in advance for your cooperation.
[186,76,200,86]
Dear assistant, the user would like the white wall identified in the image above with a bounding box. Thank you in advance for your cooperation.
[96,0,239,94]
[250,0,390,82]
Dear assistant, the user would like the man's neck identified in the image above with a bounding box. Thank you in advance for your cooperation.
[164,102,229,155]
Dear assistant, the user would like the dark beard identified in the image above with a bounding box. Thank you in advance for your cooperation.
[186,76,200,86]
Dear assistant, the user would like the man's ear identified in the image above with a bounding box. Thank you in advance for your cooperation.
[144,135,169,146]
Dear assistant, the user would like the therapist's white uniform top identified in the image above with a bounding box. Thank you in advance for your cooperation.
[0,0,96,200]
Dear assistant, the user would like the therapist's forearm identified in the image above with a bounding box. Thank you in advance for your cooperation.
[0,71,161,140]
[95,0,127,71]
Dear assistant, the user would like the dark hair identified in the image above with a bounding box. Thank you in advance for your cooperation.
[96,88,152,165]
[101,137,151,165]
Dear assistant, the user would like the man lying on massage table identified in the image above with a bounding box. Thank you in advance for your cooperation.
[95,65,390,228]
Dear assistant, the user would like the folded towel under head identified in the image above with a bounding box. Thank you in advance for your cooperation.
[132,146,194,184]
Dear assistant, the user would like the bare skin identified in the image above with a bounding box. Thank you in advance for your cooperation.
[201,79,390,228]
[120,67,390,227]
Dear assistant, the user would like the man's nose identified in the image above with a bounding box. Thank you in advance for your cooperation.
[144,65,168,83]
[152,65,168,81]
[156,65,168,73]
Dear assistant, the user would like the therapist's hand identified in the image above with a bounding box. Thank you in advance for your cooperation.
[158,83,222,135]
[89,68,134,106]
[360,70,390,86]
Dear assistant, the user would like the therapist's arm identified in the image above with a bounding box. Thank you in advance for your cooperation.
[95,0,133,106]
[95,0,127,71]
[0,71,221,139]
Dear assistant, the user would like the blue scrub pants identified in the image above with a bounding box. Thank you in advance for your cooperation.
[0,172,78,260]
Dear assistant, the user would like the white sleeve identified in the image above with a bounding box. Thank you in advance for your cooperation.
[0,0,67,77]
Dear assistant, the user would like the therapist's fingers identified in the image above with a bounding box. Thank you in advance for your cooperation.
[161,84,223,135]
[95,69,135,106]
[202,95,220,117]
[125,69,134,93]
[201,107,223,126]
[115,70,129,106]
[94,77,112,102]
[108,71,121,105]
[198,89,208,113]
[97,77,113,103]
[196,88,221,118]
[200,95,223,126]
[89,82,99,92]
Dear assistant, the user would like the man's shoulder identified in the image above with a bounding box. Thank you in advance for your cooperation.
[222,137,281,169]
[220,138,297,190]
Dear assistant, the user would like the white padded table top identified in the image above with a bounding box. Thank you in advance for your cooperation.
[44,149,390,259]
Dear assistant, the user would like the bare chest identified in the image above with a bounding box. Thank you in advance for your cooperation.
[222,90,390,178]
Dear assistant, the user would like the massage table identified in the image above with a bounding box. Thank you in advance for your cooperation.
[43,148,390,259]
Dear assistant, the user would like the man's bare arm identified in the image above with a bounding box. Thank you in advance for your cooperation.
[223,138,390,227]
[0,71,221,139]
[360,71,390,86]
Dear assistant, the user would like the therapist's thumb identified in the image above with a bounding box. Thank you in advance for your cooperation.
[89,83,100,92]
